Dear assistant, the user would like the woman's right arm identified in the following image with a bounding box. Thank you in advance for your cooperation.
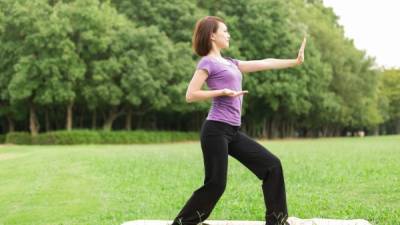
[185,69,223,103]
[185,69,248,103]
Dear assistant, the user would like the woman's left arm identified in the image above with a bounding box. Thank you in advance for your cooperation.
[237,37,307,73]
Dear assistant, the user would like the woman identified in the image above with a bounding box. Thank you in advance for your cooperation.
[171,16,306,225]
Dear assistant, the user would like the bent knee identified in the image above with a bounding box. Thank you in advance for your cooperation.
[208,181,226,195]
[269,155,282,169]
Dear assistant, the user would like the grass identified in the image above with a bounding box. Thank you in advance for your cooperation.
[0,135,399,225]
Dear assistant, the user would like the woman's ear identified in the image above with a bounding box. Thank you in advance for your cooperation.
[210,33,216,41]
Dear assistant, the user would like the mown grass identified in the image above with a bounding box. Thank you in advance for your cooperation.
[0,135,399,225]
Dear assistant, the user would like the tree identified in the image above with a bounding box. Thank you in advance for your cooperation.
[379,69,400,133]
[4,0,85,135]
[111,0,202,43]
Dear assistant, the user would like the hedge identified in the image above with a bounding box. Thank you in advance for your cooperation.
[0,134,5,144]
[4,130,199,145]
[5,132,32,145]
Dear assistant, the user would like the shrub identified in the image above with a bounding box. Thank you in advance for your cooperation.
[5,132,32,144]
[4,130,199,145]
[0,134,5,144]
[32,130,102,145]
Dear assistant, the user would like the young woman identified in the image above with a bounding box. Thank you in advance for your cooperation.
[171,16,306,225]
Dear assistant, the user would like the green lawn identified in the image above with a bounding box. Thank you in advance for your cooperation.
[0,135,399,225]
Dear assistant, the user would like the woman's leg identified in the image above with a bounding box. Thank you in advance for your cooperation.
[228,131,288,225]
[171,122,230,225]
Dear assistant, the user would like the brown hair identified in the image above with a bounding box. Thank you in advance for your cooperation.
[192,16,225,56]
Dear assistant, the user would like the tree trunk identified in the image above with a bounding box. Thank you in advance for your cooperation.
[55,108,60,130]
[91,110,97,130]
[79,107,84,128]
[45,109,51,132]
[136,115,142,129]
[151,115,157,129]
[103,115,115,131]
[7,115,15,133]
[125,108,132,130]
[29,103,39,136]
[278,120,283,139]
[283,121,289,138]
[288,122,294,137]
[262,118,268,138]
[66,101,74,131]
[103,106,124,131]
[396,119,400,134]
[268,118,279,139]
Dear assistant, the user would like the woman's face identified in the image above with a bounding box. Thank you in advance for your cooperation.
[211,22,230,49]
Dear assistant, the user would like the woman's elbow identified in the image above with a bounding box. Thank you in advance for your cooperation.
[185,92,194,103]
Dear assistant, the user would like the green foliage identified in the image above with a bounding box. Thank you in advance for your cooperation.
[6,1,84,106]
[5,132,32,144]
[111,0,203,43]
[0,0,398,137]
[285,0,382,131]
[5,130,198,145]
[0,134,5,143]
[32,130,102,145]
[379,69,400,133]
[118,25,173,109]
[381,69,400,119]
[59,0,129,110]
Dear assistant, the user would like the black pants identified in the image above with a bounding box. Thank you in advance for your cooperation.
[171,120,288,225]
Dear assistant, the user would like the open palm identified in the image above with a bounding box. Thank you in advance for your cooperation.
[297,36,307,64]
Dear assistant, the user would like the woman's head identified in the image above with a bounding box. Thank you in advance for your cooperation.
[192,16,230,56]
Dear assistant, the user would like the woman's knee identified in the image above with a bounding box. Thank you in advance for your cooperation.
[261,156,283,180]
[207,180,227,196]
[272,156,282,168]
[265,153,282,169]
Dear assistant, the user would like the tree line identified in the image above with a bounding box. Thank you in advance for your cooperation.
[0,0,399,138]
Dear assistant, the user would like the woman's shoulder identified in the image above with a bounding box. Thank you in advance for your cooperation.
[196,56,215,74]
[196,56,215,68]
[200,55,236,64]
[223,56,239,66]
[198,55,213,63]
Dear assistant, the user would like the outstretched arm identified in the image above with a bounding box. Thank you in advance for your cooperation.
[237,36,306,73]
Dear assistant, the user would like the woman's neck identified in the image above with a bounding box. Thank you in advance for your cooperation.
[207,48,222,58]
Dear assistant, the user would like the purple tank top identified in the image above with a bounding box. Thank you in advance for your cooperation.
[196,55,243,126]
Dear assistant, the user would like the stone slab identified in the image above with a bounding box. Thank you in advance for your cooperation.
[121,217,372,225]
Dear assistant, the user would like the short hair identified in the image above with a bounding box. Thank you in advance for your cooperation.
[192,16,225,56]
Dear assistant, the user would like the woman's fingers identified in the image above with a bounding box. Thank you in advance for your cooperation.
[297,36,306,64]
[301,36,307,50]
[232,90,248,96]
[298,37,306,54]
[222,89,249,97]
[222,88,235,95]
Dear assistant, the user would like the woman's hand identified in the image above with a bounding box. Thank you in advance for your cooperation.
[296,36,307,65]
[221,88,248,97]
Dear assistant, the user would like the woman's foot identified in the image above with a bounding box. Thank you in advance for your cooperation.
[265,220,290,225]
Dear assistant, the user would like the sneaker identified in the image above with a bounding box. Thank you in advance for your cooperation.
[265,221,290,225]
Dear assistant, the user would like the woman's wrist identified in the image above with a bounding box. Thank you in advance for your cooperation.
[295,58,301,65]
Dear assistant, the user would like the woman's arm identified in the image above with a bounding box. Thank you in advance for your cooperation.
[186,69,248,103]
[237,37,306,73]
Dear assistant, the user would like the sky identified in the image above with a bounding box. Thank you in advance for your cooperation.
[322,0,400,68]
